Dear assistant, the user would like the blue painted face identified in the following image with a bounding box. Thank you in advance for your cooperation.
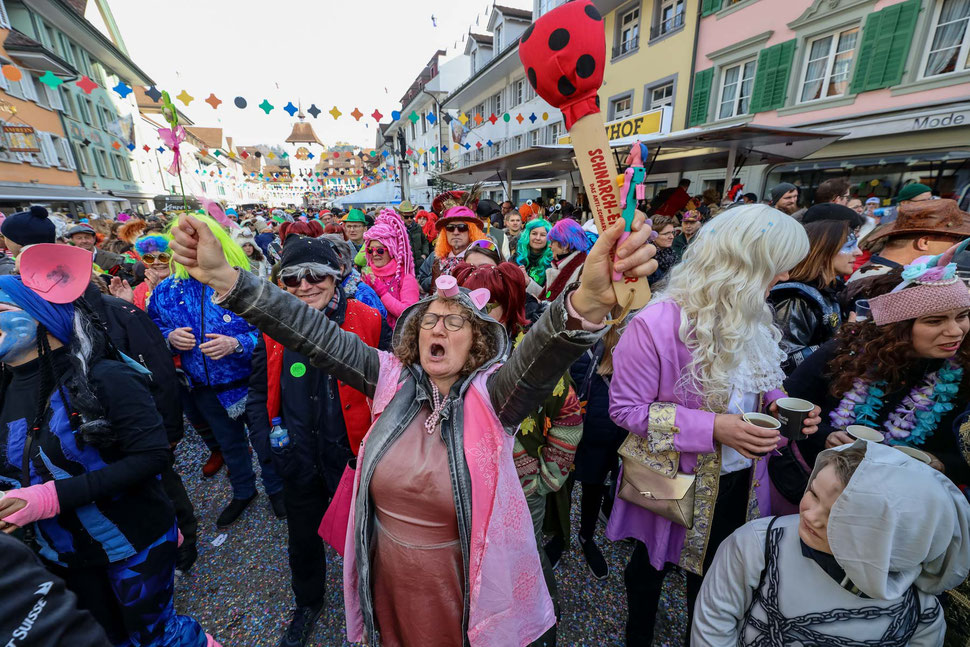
[0,287,39,364]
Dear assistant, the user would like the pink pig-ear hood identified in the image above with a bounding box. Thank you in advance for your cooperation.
[392,277,509,364]
[518,0,605,130]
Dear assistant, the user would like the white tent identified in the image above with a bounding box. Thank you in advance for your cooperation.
[332,182,402,208]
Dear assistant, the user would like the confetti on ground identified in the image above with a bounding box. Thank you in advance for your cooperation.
[173,428,686,646]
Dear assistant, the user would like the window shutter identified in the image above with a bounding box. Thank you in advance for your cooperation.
[59,137,76,169]
[0,67,7,92]
[749,39,796,114]
[701,0,722,17]
[21,74,39,102]
[45,85,64,111]
[0,0,10,29]
[849,0,920,94]
[688,68,714,126]
[39,133,58,166]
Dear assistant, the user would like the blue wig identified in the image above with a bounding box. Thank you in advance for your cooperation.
[548,218,596,254]
[135,234,171,256]
[516,218,553,286]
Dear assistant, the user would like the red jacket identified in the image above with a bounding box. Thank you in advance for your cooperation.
[263,299,382,454]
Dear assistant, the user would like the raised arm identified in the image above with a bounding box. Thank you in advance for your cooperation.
[168,215,381,398]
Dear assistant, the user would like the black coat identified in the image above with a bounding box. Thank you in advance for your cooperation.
[83,284,183,445]
[784,340,970,486]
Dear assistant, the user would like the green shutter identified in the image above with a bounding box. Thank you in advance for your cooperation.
[849,0,921,94]
[701,0,723,17]
[748,39,797,114]
[688,68,714,126]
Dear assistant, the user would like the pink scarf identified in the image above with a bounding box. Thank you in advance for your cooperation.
[344,357,554,646]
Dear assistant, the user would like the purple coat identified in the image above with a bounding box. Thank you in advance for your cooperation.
[606,300,784,575]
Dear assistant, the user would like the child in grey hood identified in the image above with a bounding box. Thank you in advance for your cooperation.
[692,440,970,646]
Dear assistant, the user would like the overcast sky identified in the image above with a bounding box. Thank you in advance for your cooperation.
[108,0,529,150]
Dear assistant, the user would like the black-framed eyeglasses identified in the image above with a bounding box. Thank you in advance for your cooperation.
[420,312,470,331]
[445,223,469,233]
[280,269,333,288]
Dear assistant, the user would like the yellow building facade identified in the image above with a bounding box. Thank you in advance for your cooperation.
[598,0,699,133]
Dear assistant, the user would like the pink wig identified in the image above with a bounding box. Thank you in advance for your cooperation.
[363,208,414,277]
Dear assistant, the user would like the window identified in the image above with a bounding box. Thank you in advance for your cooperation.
[514,79,525,105]
[421,111,427,135]
[538,0,568,15]
[923,0,970,77]
[44,83,64,111]
[60,90,75,118]
[1,61,23,99]
[54,136,75,169]
[470,50,477,73]
[93,148,110,177]
[79,98,94,126]
[649,82,674,110]
[657,0,686,37]
[513,134,523,151]
[547,121,563,144]
[610,95,633,119]
[529,129,540,147]
[0,0,9,29]
[75,145,91,174]
[37,132,59,167]
[492,91,503,116]
[112,154,130,181]
[616,6,640,57]
[492,140,501,156]
[799,27,859,102]
[97,105,110,130]
[494,24,503,51]
[58,35,76,65]
[717,59,756,119]
[476,103,486,120]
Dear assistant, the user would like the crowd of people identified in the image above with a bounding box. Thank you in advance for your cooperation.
[0,174,968,647]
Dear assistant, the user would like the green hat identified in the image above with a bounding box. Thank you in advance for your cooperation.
[896,183,932,203]
[343,208,367,224]
[397,201,417,216]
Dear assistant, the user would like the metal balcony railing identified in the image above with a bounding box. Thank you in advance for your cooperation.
[651,13,685,40]
[611,35,640,59]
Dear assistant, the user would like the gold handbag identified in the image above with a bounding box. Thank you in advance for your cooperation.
[618,431,696,529]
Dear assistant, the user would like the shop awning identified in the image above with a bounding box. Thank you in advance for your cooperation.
[332,182,401,208]
[0,185,125,202]
[438,125,845,191]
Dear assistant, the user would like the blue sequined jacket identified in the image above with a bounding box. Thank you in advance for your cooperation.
[148,276,257,413]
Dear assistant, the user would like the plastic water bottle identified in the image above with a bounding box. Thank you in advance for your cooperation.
[269,417,290,449]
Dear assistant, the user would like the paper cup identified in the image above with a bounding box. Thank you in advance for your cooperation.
[845,425,884,443]
[895,445,932,464]
[742,413,781,457]
[775,397,814,442]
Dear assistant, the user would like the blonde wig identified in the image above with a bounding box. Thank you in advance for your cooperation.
[658,204,809,412]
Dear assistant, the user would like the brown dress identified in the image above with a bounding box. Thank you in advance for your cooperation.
[370,410,464,647]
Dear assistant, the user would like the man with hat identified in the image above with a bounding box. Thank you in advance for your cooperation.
[342,209,367,251]
[396,200,431,268]
[246,235,390,647]
[895,182,933,205]
[844,198,970,307]
[416,205,488,292]
[66,223,129,275]
[770,183,800,215]
[671,210,702,261]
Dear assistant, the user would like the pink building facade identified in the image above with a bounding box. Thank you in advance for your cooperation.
[683,0,970,207]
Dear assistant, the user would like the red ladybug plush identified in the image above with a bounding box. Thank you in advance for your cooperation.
[518,0,605,130]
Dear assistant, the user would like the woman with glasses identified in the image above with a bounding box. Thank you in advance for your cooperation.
[110,234,173,311]
[516,218,553,297]
[168,210,658,647]
[360,209,420,328]
[648,215,680,286]
[768,220,860,375]
[464,238,503,266]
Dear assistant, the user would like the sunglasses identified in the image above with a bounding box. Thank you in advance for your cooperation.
[402,214,414,219]
[445,223,469,233]
[141,253,171,264]
[280,269,333,288]
[366,247,387,256]
[469,239,497,251]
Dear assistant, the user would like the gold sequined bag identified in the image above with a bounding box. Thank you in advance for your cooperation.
[618,432,696,529]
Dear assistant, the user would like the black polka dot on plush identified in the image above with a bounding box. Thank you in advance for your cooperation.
[585,4,602,21]
[576,54,596,79]
[558,76,576,97]
[549,28,570,51]
[520,24,534,44]
[528,68,538,90]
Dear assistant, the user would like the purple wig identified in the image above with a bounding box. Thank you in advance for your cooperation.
[134,234,171,256]
[548,218,594,254]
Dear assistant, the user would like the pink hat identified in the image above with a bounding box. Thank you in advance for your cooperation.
[869,239,970,325]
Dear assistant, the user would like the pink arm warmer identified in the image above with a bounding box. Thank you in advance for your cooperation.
[1,481,60,527]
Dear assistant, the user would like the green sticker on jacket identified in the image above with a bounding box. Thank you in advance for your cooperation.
[290,362,307,378]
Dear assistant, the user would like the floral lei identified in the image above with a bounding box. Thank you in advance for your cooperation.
[829,359,963,446]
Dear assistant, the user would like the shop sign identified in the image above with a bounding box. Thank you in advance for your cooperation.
[911,111,966,130]
[3,124,40,153]
[833,106,970,140]
[558,107,667,145]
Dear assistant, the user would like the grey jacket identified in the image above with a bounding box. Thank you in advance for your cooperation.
[217,270,604,644]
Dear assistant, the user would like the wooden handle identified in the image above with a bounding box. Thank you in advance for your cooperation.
[569,112,651,311]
